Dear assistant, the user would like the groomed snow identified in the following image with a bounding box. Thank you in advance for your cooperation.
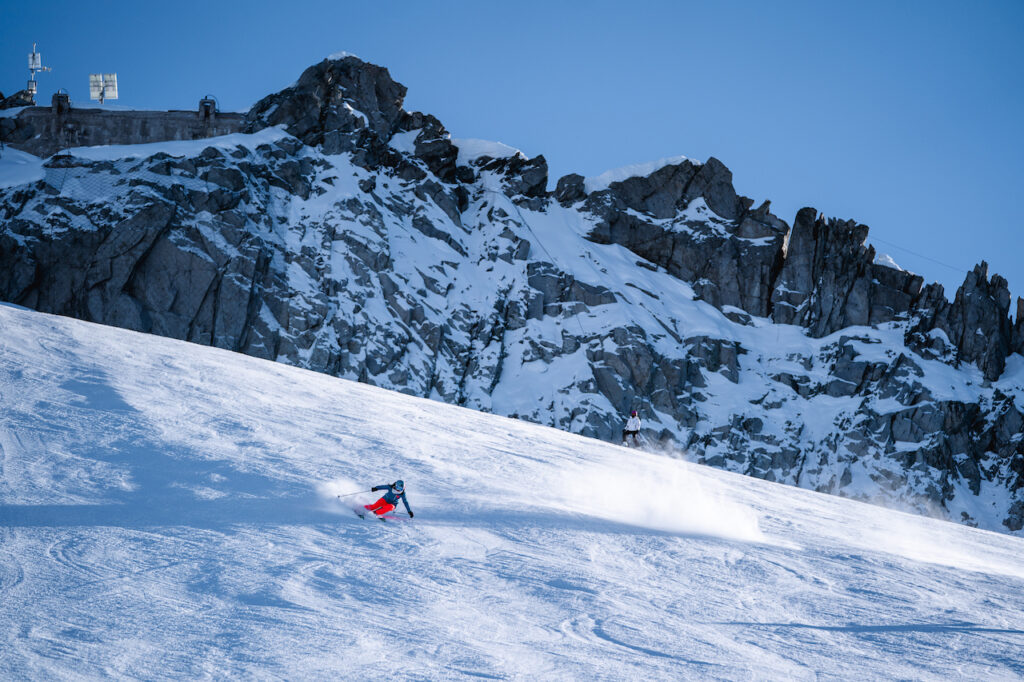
[1,303,1023,679]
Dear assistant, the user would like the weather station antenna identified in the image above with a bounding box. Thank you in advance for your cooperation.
[27,43,52,97]
[88,72,118,105]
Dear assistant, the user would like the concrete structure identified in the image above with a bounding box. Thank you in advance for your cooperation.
[0,95,246,158]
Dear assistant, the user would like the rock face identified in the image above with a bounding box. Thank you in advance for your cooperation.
[2,55,1023,534]
[583,157,786,318]
[248,57,407,144]
[906,263,1014,382]
[770,208,925,334]
[0,89,34,109]
[1015,297,1024,356]
[245,57,459,185]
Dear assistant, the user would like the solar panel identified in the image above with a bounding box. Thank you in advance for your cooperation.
[89,74,104,101]
[102,74,118,100]
[89,73,118,103]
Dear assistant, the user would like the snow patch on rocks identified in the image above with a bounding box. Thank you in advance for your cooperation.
[585,155,691,194]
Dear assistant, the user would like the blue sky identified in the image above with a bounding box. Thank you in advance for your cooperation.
[3,0,1022,303]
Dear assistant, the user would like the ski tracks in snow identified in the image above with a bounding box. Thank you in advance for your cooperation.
[2,305,1024,678]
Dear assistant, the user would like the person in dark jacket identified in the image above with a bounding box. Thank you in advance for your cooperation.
[364,480,414,517]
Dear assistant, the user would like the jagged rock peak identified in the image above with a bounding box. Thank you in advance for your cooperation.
[567,156,753,222]
[247,55,408,143]
[3,56,1024,533]
[940,261,1013,381]
[1014,297,1024,355]
[771,207,924,337]
[247,55,560,191]
[245,55,467,183]
[581,156,788,318]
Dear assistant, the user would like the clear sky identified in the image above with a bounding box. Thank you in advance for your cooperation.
[3,0,1022,305]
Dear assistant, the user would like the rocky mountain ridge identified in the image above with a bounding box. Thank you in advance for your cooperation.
[2,56,1022,532]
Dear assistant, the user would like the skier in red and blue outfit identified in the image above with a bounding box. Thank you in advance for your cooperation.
[364,480,414,517]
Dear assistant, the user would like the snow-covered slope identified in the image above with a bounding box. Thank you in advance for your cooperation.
[2,303,1023,679]
[2,55,1023,535]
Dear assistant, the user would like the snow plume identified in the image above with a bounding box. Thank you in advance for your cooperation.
[316,477,368,510]
[556,458,766,543]
[858,511,1024,580]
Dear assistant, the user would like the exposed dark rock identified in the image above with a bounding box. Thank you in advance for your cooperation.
[686,336,742,383]
[478,153,549,201]
[1006,502,1024,532]
[0,89,34,109]
[2,53,1023,536]
[248,56,407,144]
[770,208,924,335]
[584,160,787,317]
[554,173,586,205]
[588,157,750,221]
[908,262,1014,381]
[405,113,459,184]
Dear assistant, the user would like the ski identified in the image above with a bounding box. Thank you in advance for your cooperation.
[352,507,393,522]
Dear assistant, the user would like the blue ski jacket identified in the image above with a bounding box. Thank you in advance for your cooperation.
[372,483,412,514]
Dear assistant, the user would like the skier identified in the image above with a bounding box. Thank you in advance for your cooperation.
[363,480,414,518]
[621,410,641,446]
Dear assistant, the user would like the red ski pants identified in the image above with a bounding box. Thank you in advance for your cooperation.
[364,498,395,516]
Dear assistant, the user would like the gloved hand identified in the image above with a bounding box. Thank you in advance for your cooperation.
[408,511,415,518]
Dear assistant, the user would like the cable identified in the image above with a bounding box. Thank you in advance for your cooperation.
[868,235,966,275]
[481,187,589,340]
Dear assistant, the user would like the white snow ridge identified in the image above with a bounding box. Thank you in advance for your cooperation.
[452,137,523,166]
[1,303,1023,678]
[873,250,905,271]
[584,154,691,193]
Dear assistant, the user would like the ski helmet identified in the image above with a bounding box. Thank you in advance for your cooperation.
[393,480,405,493]
[631,410,637,417]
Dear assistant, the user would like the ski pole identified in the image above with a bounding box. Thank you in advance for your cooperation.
[336,490,369,499]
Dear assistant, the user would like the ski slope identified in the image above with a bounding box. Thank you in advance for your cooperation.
[1,303,1023,680]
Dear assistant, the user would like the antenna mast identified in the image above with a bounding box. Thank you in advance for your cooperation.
[27,43,51,97]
